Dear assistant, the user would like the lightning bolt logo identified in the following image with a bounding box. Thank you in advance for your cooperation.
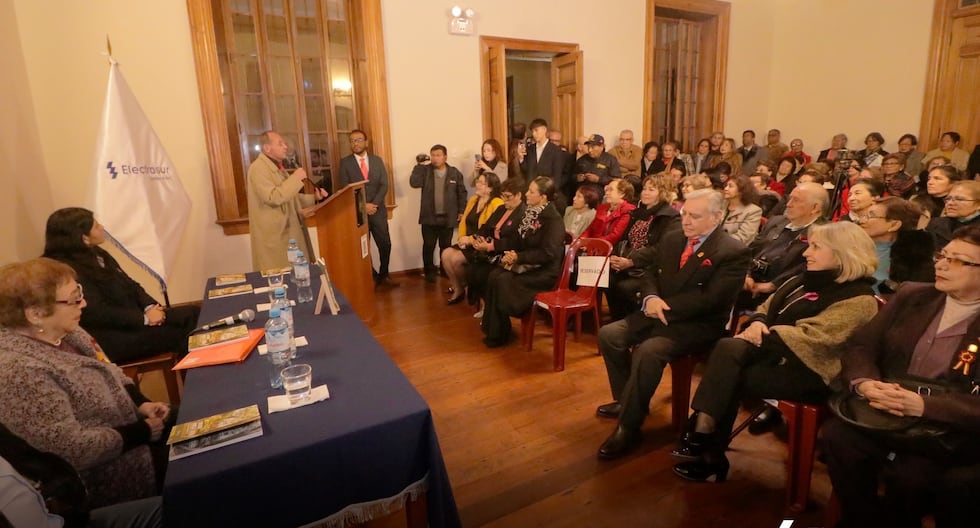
[106,161,118,179]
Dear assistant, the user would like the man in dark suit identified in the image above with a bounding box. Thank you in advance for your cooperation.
[521,118,567,210]
[338,129,397,288]
[594,189,751,459]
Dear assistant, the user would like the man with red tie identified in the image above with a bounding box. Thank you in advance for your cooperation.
[339,129,397,288]
[594,189,751,459]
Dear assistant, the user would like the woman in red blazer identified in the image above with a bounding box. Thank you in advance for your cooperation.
[580,179,636,245]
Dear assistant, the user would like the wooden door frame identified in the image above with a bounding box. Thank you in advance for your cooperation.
[642,0,730,147]
[479,36,580,143]
[919,0,980,150]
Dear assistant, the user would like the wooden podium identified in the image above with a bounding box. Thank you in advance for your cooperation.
[304,181,376,322]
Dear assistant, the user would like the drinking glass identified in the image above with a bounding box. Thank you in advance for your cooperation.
[281,364,312,404]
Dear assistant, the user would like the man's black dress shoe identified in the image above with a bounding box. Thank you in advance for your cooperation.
[375,276,400,289]
[595,402,622,419]
[748,405,783,435]
[671,431,711,460]
[673,455,730,482]
[597,425,641,460]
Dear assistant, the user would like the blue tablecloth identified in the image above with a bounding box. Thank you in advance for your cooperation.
[162,274,460,527]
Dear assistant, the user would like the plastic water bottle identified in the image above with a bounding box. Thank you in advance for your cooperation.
[272,287,296,359]
[287,239,300,265]
[294,251,313,303]
[265,307,291,389]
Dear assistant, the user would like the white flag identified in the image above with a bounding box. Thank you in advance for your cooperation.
[91,59,190,291]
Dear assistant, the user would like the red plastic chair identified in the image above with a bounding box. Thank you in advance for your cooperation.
[522,238,613,371]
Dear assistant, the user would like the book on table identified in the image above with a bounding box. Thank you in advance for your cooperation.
[214,273,247,286]
[173,328,265,370]
[167,404,263,461]
[187,324,250,351]
[207,284,253,299]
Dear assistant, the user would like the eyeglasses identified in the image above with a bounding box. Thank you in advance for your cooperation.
[858,212,884,223]
[500,193,515,200]
[944,196,977,203]
[55,285,85,306]
[933,252,980,268]
[349,138,366,144]
[882,161,901,166]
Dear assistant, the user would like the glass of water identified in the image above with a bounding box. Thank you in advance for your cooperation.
[280,364,312,404]
[268,272,285,303]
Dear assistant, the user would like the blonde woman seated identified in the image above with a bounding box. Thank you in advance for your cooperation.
[721,175,763,244]
[672,222,879,482]
[443,172,504,305]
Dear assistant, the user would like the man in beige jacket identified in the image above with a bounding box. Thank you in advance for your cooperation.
[247,131,327,270]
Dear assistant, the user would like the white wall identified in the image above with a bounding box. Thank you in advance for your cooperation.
[763,0,933,153]
[381,0,646,273]
[1,0,937,301]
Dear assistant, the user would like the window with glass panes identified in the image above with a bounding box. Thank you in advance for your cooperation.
[215,0,358,194]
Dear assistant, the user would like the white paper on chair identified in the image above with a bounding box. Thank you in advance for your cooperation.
[576,256,610,288]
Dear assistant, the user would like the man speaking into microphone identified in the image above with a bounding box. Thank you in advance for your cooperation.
[247,131,328,271]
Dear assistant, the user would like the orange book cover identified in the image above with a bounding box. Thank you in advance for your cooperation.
[173,328,265,370]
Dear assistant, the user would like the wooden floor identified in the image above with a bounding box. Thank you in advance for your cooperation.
[365,272,833,528]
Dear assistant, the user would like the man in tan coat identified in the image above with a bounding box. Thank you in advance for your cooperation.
[247,131,327,270]
[608,129,644,179]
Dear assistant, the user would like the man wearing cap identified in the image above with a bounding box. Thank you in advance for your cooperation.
[575,134,621,193]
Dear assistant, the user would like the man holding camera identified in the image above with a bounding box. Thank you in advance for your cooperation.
[339,129,397,288]
[410,145,468,283]
[742,182,827,306]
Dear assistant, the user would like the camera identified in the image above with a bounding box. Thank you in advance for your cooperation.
[416,153,430,164]
[750,257,770,279]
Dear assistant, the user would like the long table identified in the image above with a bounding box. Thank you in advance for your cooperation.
[162,273,460,527]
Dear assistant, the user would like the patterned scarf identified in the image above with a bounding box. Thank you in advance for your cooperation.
[518,203,547,237]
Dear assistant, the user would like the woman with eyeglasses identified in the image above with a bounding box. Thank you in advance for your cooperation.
[820,223,980,527]
[881,153,917,200]
[926,180,980,249]
[854,132,889,167]
[0,258,173,509]
[857,197,935,295]
[41,208,200,363]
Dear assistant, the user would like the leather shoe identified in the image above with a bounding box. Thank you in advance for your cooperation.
[673,455,730,482]
[375,276,400,289]
[671,431,711,460]
[598,425,641,460]
[748,405,783,436]
[447,294,466,305]
[595,402,622,419]
[483,336,509,348]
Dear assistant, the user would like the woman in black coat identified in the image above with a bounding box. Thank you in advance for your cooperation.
[480,177,565,348]
[467,178,527,313]
[41,208,199,363]
[606,174,682,320]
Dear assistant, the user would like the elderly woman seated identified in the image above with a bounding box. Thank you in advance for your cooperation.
[0,258,172,508]
[671,222,879,481]
[820,223,980,527]
[42,207,200,363]
[564,185,600,240]
[926,180,980,248]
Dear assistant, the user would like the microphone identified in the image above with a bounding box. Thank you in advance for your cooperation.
[197,309,256,332]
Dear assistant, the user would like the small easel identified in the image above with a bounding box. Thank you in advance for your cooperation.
[295,198,340,315]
